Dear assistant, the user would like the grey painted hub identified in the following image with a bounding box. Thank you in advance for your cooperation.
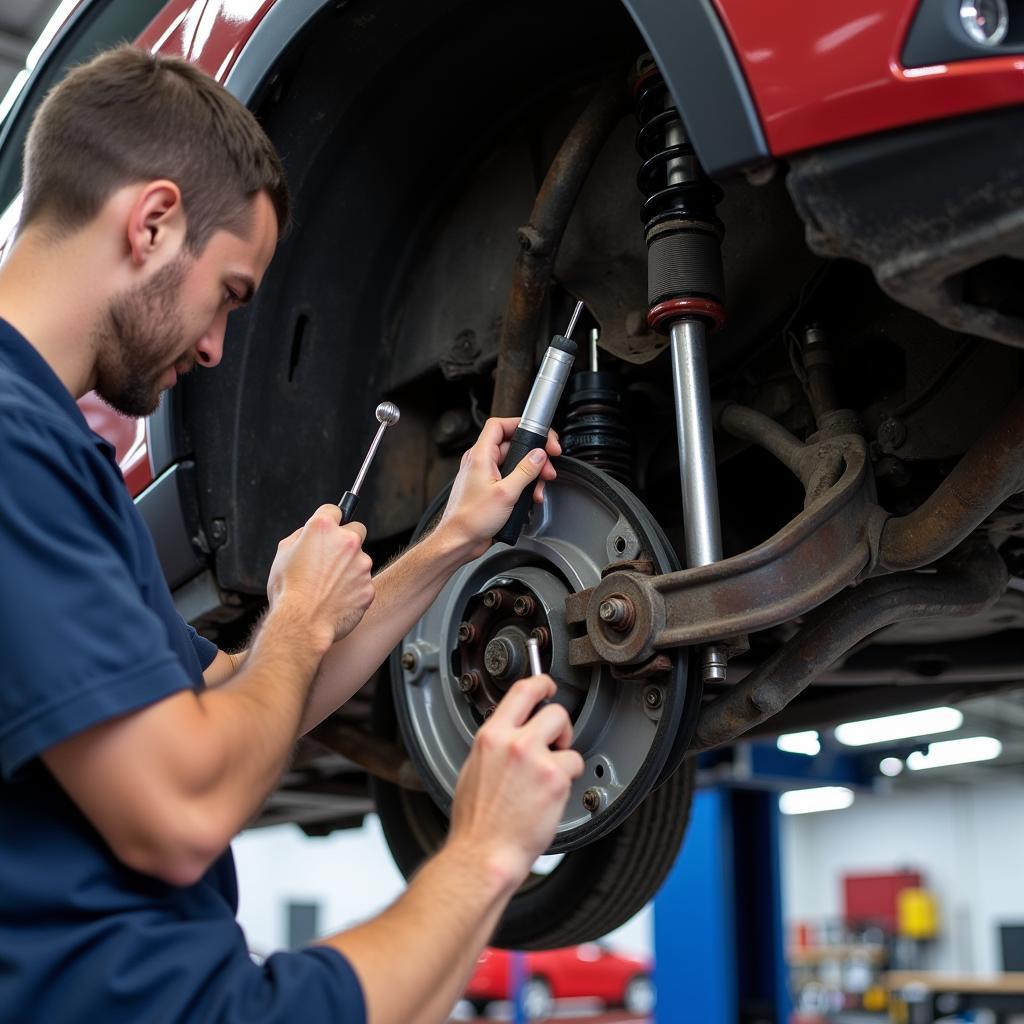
[394,458,692,852]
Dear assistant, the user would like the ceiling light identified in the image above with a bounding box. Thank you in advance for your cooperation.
[879,757,904,777]
[777,731,821,756]
[907,736,1002,771]
[835,707,963,747]
[779,787,855,815]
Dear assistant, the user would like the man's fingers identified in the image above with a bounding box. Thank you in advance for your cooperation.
[503,449,547,500]
[490,675,557,727]
[340,520,367,544]
[521,701,573,749]
[310,503,343,527]
[551,748,585,780]
[546,429,562,457]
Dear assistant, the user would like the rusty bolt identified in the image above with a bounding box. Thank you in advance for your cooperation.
[582,788,602,813]
[484,705,497,719]
[598,595,636,632]
[513,595,536,617]
[459,671,482,695]
[401,651,416,672]
[876,417,907,454]
[482,589,503,610]
[457,621,477,644]
[644,687,663,710]
[530,627,550,650]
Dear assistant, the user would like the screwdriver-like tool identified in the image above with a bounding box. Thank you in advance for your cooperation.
[494,300,584,546]
[338,401,401,523]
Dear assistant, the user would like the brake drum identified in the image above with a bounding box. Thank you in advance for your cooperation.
[393,457,698,852]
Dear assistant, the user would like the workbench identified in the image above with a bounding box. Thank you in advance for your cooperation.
[886,971,1024,1023]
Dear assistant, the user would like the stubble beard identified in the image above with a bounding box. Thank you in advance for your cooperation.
[93,255,191,418]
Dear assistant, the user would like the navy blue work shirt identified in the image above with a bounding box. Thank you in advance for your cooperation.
[0,319,365,1023]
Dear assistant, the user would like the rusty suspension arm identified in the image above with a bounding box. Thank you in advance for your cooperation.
[690,542,1008,751]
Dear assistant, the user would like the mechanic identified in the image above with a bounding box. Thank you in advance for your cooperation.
[0,46,583,1024]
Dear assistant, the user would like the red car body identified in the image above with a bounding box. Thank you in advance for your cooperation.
[3,0,1017,497]
[464,944,650,1008]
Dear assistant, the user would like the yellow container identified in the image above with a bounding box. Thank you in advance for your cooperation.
[898,887,939,939]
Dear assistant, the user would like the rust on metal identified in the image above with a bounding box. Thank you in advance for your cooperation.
[691,542,1008,751]
[878,387,1024,572]
[308,720,426,792]
[492,79,626,416]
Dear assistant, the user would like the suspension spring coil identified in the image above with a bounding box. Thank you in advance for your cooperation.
[561,333,633,485]
[633,63,726,334]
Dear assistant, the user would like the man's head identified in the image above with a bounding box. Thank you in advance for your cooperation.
[20,45,289,415]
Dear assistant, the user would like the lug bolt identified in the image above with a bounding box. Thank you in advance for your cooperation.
[644,687,663,710]
[457,621,477,644]
[459,670,482,695]
[530,626,550,650]
[482,589,502,609]
[598,595,636,632]
[513,595,536,617]
[582,788,602,813]
[401,651,416,672]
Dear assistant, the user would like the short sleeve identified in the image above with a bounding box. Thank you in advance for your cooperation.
[0,407,193,778]
[184,619,219,671]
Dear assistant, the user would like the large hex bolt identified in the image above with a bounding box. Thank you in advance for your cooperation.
[482,589,503,610]
[598,595,636,632]
[513,595,536,617]
[530,626,550,650]
[457,621,477,644]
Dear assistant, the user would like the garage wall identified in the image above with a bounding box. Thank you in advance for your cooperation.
[781,779,1024,972]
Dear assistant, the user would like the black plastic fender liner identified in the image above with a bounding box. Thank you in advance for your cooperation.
[620,0,770,176]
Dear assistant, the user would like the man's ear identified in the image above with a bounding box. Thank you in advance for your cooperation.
[125,180,185,267]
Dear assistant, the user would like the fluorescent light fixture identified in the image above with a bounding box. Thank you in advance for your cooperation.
[835,707,963,747]
[777,731,821,756]
[779,787,855,815]
[879,757,904,777]
[907,736,1002,771]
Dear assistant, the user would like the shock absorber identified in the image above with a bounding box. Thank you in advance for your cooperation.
[561,329,633,485]
[634,57,728,684]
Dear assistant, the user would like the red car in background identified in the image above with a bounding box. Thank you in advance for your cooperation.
[4,0,1024,953]
[464,944,654,1019]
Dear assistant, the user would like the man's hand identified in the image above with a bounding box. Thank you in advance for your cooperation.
[267,504,375,650]
[447,675,584,886]
[437,417,561,560]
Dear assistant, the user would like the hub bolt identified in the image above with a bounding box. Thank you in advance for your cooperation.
[484,637,516,678]
[401,651,417,672]
[457,621,477,644]
[598,595,636,632]
[582,788,602,813]
[459,670,482,695]
[513,595,536,617]
[482,589,503,610]
[530,626,550,650]
[644,687,663,710]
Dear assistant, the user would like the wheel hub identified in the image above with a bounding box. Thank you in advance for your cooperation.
[394,457,698,852]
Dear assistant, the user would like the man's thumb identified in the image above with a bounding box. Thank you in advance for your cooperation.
[509,448,546,492]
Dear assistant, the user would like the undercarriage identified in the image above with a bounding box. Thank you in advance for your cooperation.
[176,0,1024,948]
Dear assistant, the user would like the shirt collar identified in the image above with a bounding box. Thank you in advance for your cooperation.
[0,317,115,456]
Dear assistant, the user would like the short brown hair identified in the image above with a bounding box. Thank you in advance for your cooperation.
[20,45,290,250]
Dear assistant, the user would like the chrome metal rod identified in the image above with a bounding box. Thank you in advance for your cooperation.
[565,299,585,340]
[670,318,727,682]
[589,328,599,373]
[351,422,388,496]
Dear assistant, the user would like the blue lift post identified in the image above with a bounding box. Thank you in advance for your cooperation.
[654,743,875,1024]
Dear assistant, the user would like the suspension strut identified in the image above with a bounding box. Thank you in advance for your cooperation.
[634,58,728,683]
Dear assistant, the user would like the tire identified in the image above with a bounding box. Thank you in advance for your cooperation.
[520,977,553,1020]
[623,973,656,1015]
[371,672,695,949]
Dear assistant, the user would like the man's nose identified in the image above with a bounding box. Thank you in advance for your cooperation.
[194,314,227,369]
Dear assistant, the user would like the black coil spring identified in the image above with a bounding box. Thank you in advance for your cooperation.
[561,370,633,485]
[634,73,723,230]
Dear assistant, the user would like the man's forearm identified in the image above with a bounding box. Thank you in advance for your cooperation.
[322,838,518,1024]
[301,527,472,732]
[193,605,327,838]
